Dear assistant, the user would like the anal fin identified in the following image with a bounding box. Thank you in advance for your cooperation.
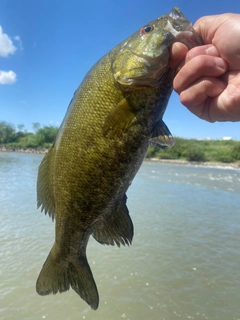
[92,194,134,247]
[149,119,174,149]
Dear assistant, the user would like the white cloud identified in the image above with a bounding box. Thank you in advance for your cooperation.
[14,35,23,51]
[0,26,17,57]
[0,27,22,84]
[0,70,17,84]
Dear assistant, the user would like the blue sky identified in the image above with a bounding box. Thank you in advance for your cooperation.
[0,0,240,139]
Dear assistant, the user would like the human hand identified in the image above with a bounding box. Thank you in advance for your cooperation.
[170,14,240,122]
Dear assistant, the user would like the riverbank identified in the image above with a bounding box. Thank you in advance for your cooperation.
[146,158,240,168]
[0,146,48,154]
[1,146,239,168]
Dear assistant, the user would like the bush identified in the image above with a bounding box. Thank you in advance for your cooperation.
[214,150,235,163]
[36,126,58,144]
[232,142,240,160]
[0,122,58,149]
[183,144,206,162]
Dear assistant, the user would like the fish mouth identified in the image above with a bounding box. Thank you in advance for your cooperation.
[169,7,188,22]
[168,7,203,47]
[175,25,203,47]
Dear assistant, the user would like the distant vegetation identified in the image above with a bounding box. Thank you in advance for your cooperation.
[146,137,240,163]
[0,121,240,163]
[0,121,58,149]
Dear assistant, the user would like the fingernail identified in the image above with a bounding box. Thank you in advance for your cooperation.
[205,46,219,56]
[214,57,227,70]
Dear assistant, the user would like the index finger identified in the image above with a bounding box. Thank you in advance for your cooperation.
[174,55,227,93]
[184,44,221,63]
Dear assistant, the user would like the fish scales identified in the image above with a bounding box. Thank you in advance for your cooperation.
[36,7,203,310]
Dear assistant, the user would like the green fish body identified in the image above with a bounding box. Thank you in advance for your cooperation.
[36,7,202,310]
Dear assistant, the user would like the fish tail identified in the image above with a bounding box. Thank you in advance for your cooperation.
[36,246,99,310]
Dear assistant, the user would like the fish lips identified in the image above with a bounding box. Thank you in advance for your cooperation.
[176,27,203,47]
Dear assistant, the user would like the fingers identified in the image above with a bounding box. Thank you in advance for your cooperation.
[194,14,240,70]
[185,44,220,62]
[172,44,229,122]
[169,42,188,70]
[216,75,240,122]
[171,14,240,123]
[193,15,222,44]
[174,53,228,93]
[172,44,228,122]
[179,77,227,122]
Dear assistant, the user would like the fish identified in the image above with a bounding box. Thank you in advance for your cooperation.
[36,7,203,310]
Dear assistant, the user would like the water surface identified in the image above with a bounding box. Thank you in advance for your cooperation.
[0,152,240,320]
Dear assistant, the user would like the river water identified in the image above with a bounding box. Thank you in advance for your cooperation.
[0,152,240,320]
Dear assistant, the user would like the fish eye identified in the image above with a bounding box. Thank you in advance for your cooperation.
[140,25,154,35]
[174,25,181,31]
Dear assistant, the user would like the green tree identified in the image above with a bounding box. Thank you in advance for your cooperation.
[36,125,58,144]
[17,124,25,132]
[0,121,15,144]
[32,122,41,133]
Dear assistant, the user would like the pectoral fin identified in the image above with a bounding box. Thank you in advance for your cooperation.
[92,194,133,247]
[103,98,136,138]
[149,120,174,149]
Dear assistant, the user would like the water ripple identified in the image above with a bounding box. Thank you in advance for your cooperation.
[0,153,240,320]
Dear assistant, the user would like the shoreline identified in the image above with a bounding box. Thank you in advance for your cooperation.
[1,147,239,168]
[146,158,240,168]
[0,146,49,154]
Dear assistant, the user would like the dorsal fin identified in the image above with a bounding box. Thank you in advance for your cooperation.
[37,147,56,220]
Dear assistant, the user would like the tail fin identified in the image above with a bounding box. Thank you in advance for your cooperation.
[36,247,99,310]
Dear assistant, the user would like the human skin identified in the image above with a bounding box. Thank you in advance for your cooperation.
[169,13,240,122]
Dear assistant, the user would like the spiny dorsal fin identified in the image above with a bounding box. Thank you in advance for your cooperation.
[92,194,133,247]
[149,119,174,149]
[103,98,136,138]
[37,147,56,220]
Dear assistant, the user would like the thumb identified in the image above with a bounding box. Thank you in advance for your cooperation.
[193,15,224,44]
[194,14,240,70]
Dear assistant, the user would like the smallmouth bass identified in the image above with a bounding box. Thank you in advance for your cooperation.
[36,7,203,310]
